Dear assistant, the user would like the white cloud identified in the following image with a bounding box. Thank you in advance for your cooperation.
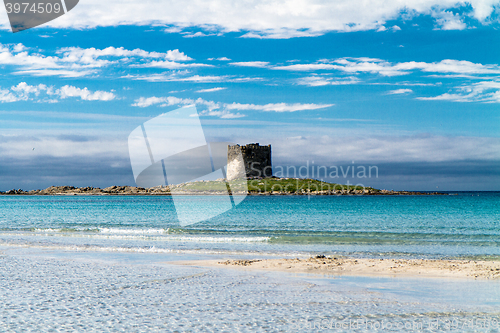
[132,96,193,108]
[132,95,334,116]
[12,44,27,52]
[274,58,406,76]
[0,43,196,77]
[124,73,228,83]
[0,82,116,103]
[224,102,334,112]
[295,76,360,86]
[58,86,116,101]
[230,61,270,68]
[164,26,184,33]
[124,72,262,83]
[273,63,339,71]
[196,87,227,93]
[132,96,221,110]
[1,0,496,38]
[200,110,245,118]
[11,82,53,98]
[132,96,240,117]
[395,59,500,75]
[182,31,220,38]
[240,29,325,39]
[230,77,265,82]
[371,81,441,87]
[432,10,467,30]
[208,57,231,61]
[274,58,500,77]
[0,43,74,76]
[12,69,95,78]
[387,88,413,94]
[58,46,192,61]
[334,58,408,76]
[0,89,21,103]
[376,25,401,32]
[133,60,212,69]
[417,81,500,103]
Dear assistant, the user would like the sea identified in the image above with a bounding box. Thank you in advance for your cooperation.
[0,192,499,332]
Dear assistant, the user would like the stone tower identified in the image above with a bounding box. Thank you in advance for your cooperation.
[227,143,272,180]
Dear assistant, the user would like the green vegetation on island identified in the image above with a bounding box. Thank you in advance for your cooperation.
[244,177,372,194]
[1,178,444,195]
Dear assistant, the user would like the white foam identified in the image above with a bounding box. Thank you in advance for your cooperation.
[99,228,168,234]
[0,241,285,256]
[1,230,270,243]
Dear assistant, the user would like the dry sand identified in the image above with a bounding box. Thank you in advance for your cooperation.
[171,256,500,280]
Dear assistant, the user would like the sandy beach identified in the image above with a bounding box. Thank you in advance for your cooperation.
[172,256,500,280]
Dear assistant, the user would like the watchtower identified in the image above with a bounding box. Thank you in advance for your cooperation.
[227,143,272,180]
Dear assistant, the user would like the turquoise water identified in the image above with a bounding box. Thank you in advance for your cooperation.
[1,193,499,331]
[0,192,498,258]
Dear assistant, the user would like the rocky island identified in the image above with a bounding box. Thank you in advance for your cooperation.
[1,177,445,196]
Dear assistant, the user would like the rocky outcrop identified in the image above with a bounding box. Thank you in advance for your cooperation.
[2,185,171,195]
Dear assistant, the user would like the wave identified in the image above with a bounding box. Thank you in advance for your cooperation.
[0,240,291,256]
[269,235,500,246]
[1,239,498,261]
[0,229,270,243]
[1,227,499,246]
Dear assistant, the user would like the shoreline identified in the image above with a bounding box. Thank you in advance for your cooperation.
[0,178,448,196]
[0,185,445,196]
[170,256,500,280]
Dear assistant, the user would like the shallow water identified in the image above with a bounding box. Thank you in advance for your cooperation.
[1,193,499,331]
[1,249,499,332]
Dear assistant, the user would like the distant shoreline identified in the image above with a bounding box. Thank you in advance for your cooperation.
[0,178,447,196]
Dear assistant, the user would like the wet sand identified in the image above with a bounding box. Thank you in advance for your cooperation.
[172,256,500,280]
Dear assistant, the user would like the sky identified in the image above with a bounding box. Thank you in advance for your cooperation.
[0,0,499,191]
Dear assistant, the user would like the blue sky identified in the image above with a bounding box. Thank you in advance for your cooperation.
[0,0,499,190]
